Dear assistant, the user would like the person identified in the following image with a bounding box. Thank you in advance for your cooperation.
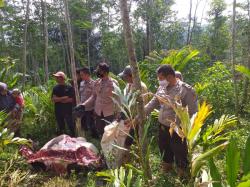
[118,65,149,103]
[52,71,75,136]
[12,88,25,109]
[76,68,82,89]
[118,65,149,148]
[175,71,183,81]
[144,65,198,176]
[0,82,22,135]
[79,67,98,138]
[82,62,118,138]
[0,82,16,113]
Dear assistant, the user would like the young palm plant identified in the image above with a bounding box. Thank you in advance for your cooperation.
[0,111,30,151]
[97,86,153,186]
[155,95,238,185]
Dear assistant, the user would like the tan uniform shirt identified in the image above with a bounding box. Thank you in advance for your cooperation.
[79,79,95,111]
[145,80,198,127]
[124,81,149,104]
[84,77,116,117]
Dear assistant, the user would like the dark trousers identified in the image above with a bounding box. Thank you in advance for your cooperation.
[81,110,98,138]
[55,111,75,137]
[95,113,114,137]
[158,124,188,169]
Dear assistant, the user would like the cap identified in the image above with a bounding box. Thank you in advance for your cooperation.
[175,71,183,81]
[118,65,132,79]
[53,71,66,79]
[0,82,7,91]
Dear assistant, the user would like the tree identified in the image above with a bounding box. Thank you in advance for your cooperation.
[231,0,239,115]
[41,0,49,82]
[187,0,193,45]
[63,0,82,136]
[22,0,30,88]
[207,0,230,61]
[119,0,151,181]
[134,0,174,54]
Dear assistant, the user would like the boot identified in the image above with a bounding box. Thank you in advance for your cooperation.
[161,162,173,173]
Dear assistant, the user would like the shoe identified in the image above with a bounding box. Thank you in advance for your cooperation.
[161,162,173,173]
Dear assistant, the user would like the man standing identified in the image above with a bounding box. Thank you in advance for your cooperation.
[52,71,75,136]
[79,67,98,138]
[145,65,197,176]
[119,65,149,103]
[82,62,117,137]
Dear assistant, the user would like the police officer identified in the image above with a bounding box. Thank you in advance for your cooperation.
[79,67,98,138]
[82,62,117,137]
[118,65,148,100]
[144,65,197,176]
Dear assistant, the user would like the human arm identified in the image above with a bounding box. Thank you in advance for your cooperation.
[144,95,160,116]
[184,88,198,117]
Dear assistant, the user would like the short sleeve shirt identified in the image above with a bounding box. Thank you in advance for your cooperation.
[52,84,74,114]
[0,91,16,113]
[79,79,95,111]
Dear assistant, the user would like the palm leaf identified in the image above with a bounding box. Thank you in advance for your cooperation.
[226,138,240,187]
[191,141,228,177]
[208,158,222,187]
[235,65,250,79]
[243,135,250,175]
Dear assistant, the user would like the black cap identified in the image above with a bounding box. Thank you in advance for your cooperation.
[118,65,132,79]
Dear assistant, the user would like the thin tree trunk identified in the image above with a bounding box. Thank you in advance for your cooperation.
[187,0,193,45]
[41,0,49,82]
[87,30,91,69]
[146,0,153,55]
[190,0,201,44]
[63,0,83,137]
[232,0,239,115]
[22,0,30,88]
[200,0,207,25]
[120,0,151,181]
[240,0,250,113]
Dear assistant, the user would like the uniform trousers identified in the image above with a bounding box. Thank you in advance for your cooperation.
[159,124,188,169]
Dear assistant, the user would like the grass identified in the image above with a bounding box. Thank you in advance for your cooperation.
[0,116,249,186]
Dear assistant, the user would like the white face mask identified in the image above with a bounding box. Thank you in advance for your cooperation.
[158,79,169,87]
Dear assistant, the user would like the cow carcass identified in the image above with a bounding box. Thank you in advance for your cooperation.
[20,135,103,174]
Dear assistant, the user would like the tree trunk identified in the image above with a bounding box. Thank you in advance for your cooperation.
[120,0,151,181]
[63,0,83,136]
[22,0,30,88]
[146,0,153,55]
[187,0,193,45]
[41,0,49,82]
[190,0,201,44]
[231,0,239,115]
[87,30,91,69]
[240,0,250,113]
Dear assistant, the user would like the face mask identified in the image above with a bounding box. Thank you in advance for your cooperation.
[158,80,169,87]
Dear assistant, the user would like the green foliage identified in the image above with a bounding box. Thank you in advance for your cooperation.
[0,57,21,89]
[236,65,250,79]
[208,158,222,187]
[139,46,201,91]
[226,138,241,187]
[243,135,250,175]
[96,166,142,187]
[198,62,235,117]
[22,85,56,145]
[0,111,30,151]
